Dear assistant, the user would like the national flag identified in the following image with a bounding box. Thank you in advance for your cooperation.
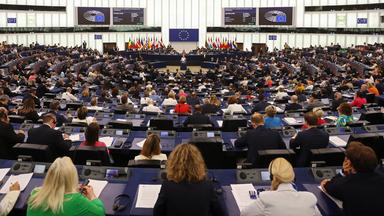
[233,37,238,49]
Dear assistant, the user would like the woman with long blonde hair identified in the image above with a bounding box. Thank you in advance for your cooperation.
[241,158,321,216]
[153,144,224,216]
[27,157,105,215]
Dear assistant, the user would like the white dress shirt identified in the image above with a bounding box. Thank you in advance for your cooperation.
[241,183,321,216]
[275,91,289,100]
[134,153,167,161]
[61,92,78,101]
[225,104,247,115]
[162,98,177,106]
[142,104,162,113]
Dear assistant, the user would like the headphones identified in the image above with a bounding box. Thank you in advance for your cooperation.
[112,194,130,212]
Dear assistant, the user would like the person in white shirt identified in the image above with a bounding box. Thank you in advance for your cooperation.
[61,87,78,101]
[241,158,321,216]
[275,86,289,100]
[140,91,151,105]
[0,182,20,216]
[71,106,96,125]
[134,134,167,161]
[225,96,246,115]
[87,97,103,111]
[142,99,162,113]
[162,91,177,107]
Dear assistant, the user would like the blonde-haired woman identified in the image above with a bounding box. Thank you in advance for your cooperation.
[241,158,321,216]
[27,157,105,216]
[153,144,224,216]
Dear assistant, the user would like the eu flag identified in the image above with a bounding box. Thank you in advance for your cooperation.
[169,29,199,42]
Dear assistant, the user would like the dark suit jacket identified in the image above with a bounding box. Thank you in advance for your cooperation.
[325,172,384,216]
[153,180,224,216]
[0,122,25,159]
[183,113,213,127]
[285,103,303,111]
[289,127,329,166]
[27,124,71,158]
[201,104,219,114]
[251,101,270,113]
[332,98,345,111]
[234,126,286,165]
[19,110,40,123]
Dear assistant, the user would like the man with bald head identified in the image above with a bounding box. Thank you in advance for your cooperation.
[285,95,303,111]
[234,112,286,166]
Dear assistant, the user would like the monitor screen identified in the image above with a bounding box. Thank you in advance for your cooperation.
[260,171,271,181]
[160,131,168,137]
[105,169,119,178]
[224,8,256,25]
[116,130,123,136]
[34,164,46,174]
[113,8,144,25]
[77,7,110,25]
[259,7,293,25]
[207,132,215,138]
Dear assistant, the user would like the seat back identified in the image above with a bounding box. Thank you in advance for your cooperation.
[222,119,247,132]
[13,143,52,162]
[69,146,110,165]
[149,118,174,130]
[310,147,345,166]
[127,159,163,168]
[190,140,224,169]
[365,93,376,104]
[9,115,26,124]
[108,120,133,129]
[257,149,296,168]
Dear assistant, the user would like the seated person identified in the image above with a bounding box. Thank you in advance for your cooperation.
[285,95,303,111]
[275,86,289,100]
[116,94,136,113]
[27,157,105,215]
[27,113,72,158]
[186,92,200,106]
[290,112,329,167]
[0,182,20,216]
[251,94,270,113]
[331,92,345,111]
[71,106,96,125]
[16,98,39,123]
[336,102,353,127]
[0,107,25,160]
[201,98,219,114]
[175,96,191,114]
[302,107,326,129]
[183,105,213,127]
[87,97,103,111]
[241,158,321,216]
[61,87,78,101]
[367,82,379,96]
[47,100,68,127]
[80,122,107,148]
[235,113,285,166]
[161,91,177,107]
[134,134,167,161]
[140,90,151,105]
[350,91,367,108]
[264,105,282,129]
[224,96,246,115]
[142,99,162,113]
[305,93,324,110]
[153,144,224,216]
[321,142,384,216]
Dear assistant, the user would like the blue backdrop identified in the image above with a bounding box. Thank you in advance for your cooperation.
[169,29,199,42]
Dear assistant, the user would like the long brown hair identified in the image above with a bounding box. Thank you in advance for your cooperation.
[18,98,36,114]
[166,144,206,183]
[84,122,100,146]
[141,134,161,158]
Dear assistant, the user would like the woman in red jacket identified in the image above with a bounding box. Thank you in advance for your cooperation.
[350,91,367,108]
[175,96,191,114]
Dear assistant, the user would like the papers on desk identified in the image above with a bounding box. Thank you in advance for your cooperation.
[325,116,338,121]
[221,109,228,114]
[87,106,103,111]
[217,120,223,127]
[0,168,10,182]
[69,133,84,142]
[230,184,256,212]
[11,86,21,94]
[0,173,33,194]
[136,139,147,148]
[88,179,108,198]
[116,118,128,122]
[99,136,114,147]
[329,136,347,147]
[275,107,284,113]
[284,117,298,125]
[135,184,161,208]
[318,186,343,209]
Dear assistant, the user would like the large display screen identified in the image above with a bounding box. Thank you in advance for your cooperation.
[77,7,110,25]
[113,8,144,25]
[224,8,256,25]
[259,7,293,25]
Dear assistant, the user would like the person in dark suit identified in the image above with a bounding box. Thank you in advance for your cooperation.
[234,112,286,166]
[17,97,40,123]
[285,95,303,111]
[321,142,384,216]
[183,105,213,127]
[26,113,72,159]
[201,98,219,114]
[290,112,329,166]
[331,92,345,111]
[153,144,224,216]
[186,92,200,106]
[251,94,270,113]
[0,108,25,159]
[116,94,136,113]
[45,100,68,127]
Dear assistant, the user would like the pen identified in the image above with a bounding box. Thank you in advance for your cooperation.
[80,179,89,194]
